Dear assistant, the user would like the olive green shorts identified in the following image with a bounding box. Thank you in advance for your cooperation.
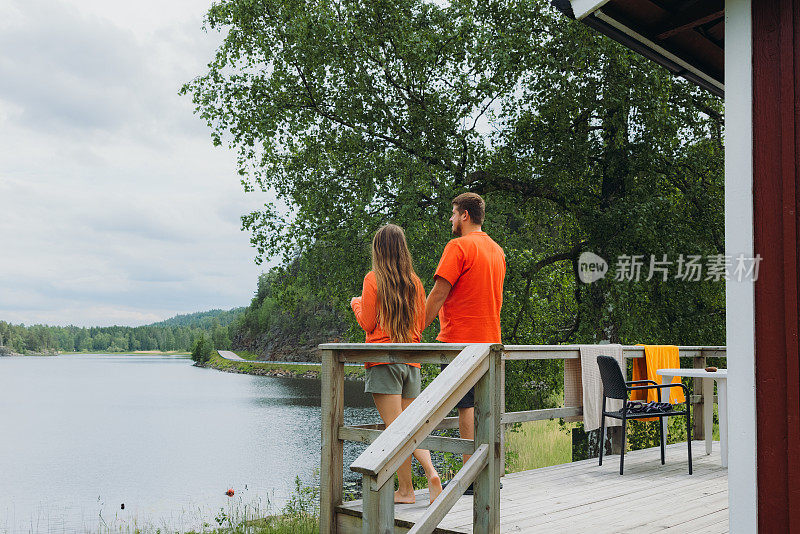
[365,364,421,398]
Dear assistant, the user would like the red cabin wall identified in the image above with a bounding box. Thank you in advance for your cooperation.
[752,0,800,530]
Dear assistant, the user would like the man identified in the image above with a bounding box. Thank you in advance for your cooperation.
[425,192,506,473]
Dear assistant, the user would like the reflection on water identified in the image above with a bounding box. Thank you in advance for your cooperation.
[0,354,379,532]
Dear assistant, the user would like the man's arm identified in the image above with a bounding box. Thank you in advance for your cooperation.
[424,277,452,329]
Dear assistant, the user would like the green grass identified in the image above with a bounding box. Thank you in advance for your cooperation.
[712,403,720,441]
[185,513,318,534]
[229,514,317,533]
[90,477,320,533]
[87,504,318,534]
[505,419,577,472]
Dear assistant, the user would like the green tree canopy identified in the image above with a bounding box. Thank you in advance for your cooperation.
[184,0,724,405]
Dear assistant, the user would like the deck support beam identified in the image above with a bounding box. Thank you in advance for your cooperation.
[473,346,502,534]
[320,350,345,534]
[725,0,758,531]
[361,475,394,534]
[692,355,707,440]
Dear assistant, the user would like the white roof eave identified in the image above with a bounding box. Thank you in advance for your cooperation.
[569,0,614,20]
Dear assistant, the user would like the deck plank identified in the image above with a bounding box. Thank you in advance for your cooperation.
[338,441,728,533]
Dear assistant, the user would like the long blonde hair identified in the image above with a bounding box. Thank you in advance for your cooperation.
[371,224,419,343]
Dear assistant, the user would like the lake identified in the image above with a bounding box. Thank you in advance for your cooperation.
[0,354,378,533]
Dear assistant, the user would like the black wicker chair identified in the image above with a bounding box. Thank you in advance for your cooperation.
[596,355,692,475]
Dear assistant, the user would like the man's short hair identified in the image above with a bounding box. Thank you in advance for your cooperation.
[452,192,485,225]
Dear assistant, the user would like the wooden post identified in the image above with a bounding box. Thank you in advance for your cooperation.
[693,355,706,440]
[473,346,502,534]
[361,475,394,534]
[320,349,344,534]
[500,357,506,477]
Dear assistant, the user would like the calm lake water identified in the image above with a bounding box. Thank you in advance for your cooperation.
[0,354,378,533]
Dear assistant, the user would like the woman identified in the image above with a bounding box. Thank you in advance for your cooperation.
[350,224,442,505]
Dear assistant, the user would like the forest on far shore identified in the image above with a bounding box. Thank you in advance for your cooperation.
[0,308,242,355]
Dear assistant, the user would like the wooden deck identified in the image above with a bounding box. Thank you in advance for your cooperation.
[337,441,728,533]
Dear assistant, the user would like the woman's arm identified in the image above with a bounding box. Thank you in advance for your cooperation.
[351,273,378,333]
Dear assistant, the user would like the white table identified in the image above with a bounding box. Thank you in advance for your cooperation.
[657,368,728,467]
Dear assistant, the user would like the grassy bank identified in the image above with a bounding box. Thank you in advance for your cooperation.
[93,513,318,534]
[190,477,320,534]
[184,508,318,534]
[194,513,318,534]
[55,350,191,355]
[2,350,192,357]
[200,352,365,380]
[93,481,320,534]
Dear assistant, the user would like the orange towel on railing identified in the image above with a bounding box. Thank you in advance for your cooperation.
[631,345,686,404]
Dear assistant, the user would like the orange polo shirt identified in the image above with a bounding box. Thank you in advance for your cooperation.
[434,231,506,343]
[350,270,425,368]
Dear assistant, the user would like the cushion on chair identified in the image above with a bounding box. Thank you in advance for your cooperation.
[625,401,674,414]
[604,402,687,419]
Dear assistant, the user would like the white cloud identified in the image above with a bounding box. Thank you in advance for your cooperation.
[0,0,275,327]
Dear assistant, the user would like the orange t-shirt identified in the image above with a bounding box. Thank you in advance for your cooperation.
[350,270,425,368]
[434,231,506,343]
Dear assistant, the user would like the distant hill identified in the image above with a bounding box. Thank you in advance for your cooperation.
[148,308,246,329]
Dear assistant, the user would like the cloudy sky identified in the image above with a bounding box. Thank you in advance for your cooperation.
[0,0,273,327]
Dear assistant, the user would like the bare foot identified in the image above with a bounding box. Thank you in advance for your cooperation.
[395,489,415,504]
[428,475,442,504]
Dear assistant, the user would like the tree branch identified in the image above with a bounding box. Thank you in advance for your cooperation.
[508,242,586,342]
[465,170,569,211]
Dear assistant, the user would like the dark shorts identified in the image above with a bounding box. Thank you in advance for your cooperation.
[440,364,475,409]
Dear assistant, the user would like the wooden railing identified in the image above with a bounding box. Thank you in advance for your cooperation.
[319,343,726,534]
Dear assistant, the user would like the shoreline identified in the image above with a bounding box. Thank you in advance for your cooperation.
[0,348,55,356]
[1,350,191,356]
[198,352,365,380]
[63,351,191,356]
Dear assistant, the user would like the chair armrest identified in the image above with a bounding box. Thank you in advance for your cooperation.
[626,379,659,386]
[627,383,690,403]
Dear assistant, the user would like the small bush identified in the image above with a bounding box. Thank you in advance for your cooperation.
[191,335,214,364]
